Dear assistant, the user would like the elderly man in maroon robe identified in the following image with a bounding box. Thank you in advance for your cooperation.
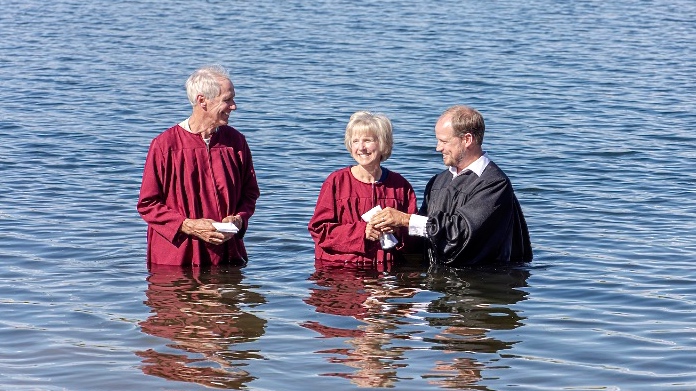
[372,105,532,267]
[137,65,259,266]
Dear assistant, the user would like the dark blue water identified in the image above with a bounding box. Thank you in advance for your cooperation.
[1,1,695,390]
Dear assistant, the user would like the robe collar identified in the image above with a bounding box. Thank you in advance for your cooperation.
[179,117,217,145]
[448,152,490,179]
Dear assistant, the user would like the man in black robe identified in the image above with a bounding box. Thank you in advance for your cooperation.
[373,105,532,267]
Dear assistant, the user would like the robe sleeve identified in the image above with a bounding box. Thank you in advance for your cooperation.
[418,175,436,217]
[136,138,186,244]
[396,182,421,253]
[308,176,370,256]
[425,176,513,263]
[406,183,418,215]
[233,139,260,238]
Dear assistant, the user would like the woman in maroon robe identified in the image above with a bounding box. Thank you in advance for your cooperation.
[308,111,418,265]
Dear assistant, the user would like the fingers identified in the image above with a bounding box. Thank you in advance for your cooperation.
[371,209,398,230]
[223,215,243,229]
[182,217,236,245]
[366,223,375,240]
[370,212,386,225]
[181,218,215,235]
[231,216,243,229]
[365,223,380,241]
[219,232,234,242]
[208,232,232,245]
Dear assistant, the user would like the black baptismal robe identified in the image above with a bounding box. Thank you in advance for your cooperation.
[420,161,532,267]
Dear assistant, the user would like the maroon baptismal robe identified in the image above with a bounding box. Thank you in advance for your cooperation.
[308,167,417,264]
[137,124,259,266]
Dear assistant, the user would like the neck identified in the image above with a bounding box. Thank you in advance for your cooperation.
[455,150,483,173]
[188,114,217,139]
[352,164,382,183]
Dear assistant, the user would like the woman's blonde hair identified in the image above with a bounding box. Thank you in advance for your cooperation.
[344,111,394,162]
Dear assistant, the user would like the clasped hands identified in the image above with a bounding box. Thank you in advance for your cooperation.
[181,215,242,245]
[364,207,410,241]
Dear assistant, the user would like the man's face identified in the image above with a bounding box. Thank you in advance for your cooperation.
[435,115,466,168]
[206,78,236,126]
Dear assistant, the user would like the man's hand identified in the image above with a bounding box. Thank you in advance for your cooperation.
[372,207,410,232]
[180,218,231,245]
[222,214,243,230]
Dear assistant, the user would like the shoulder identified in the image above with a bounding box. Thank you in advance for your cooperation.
[150,124,184,149]
[219,124,244,136]
[154,124,182,140]
[422,170,449,195]
[383,168,406,182]
[480,161,511,184]
[430,169,452,184]
[317,167,353,197]
[474,162,516,199]
[324,167,352,182]
[217,125,248,145]
[383,168,414,188]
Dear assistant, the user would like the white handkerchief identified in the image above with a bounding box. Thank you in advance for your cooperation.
[212,222,239,234]
[361,205,398,250]
[361,205,383,222]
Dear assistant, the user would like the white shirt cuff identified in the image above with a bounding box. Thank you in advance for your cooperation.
[409,214,428,237]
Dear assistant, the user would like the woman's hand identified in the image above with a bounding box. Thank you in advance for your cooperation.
[365,222,381,241]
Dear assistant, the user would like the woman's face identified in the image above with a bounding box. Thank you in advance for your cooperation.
[350,130,381,168]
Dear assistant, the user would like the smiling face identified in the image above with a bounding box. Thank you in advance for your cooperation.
[205,78,236,127]
[350,129,381,169]
[435,114,467,169]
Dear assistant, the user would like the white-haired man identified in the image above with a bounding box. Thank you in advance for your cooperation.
[138,65,259,267]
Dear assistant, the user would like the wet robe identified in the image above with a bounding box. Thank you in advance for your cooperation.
[308,167,418,264]
[137,124,259,266]
[420,161,532,266]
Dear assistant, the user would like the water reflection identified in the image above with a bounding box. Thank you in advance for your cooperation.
[137,265,266,389]
[304,261,529,389]
[420,265,529,389]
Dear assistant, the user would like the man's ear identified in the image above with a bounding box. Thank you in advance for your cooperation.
[195,94,207,109]
[464,132,473,146]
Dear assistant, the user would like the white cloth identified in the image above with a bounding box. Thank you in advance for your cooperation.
[361,205,398,249]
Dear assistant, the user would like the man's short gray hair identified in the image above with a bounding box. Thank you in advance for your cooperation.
[185,65,230,106]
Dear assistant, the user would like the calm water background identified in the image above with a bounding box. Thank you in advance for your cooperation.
[1,0,695,390]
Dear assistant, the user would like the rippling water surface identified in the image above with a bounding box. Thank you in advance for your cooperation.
[1,1,695,390]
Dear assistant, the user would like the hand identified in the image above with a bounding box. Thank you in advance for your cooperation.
[222,214,243,230]
[371,207,409,232]
[180,218,230,245]
[365,222,381,241]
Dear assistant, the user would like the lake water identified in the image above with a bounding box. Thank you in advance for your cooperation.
[1,0,695,390]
